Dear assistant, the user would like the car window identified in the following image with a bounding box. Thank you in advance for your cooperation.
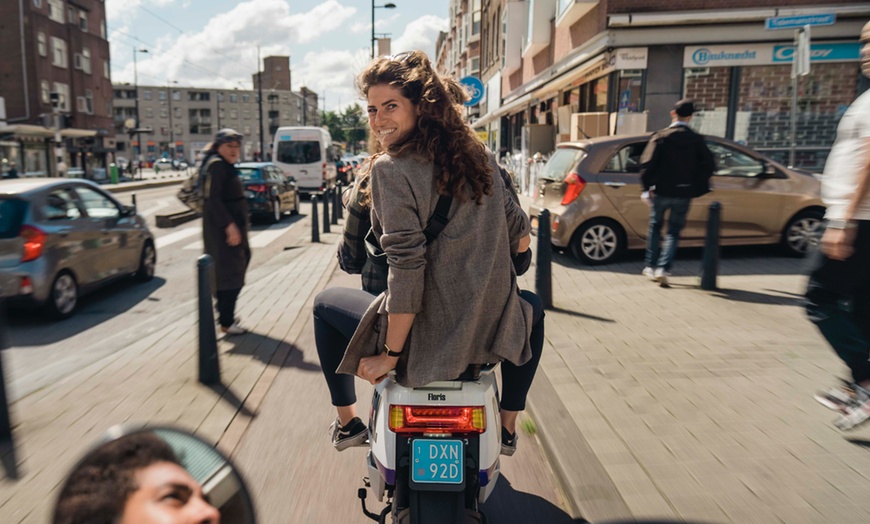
[276,141,321,164]
[267,167,280,181]
[75,187,120,219]
[42,189,81,220]
[539,148,586,181]
[0,198,28,238]
[603,143,646,173]
[706,142,763,177]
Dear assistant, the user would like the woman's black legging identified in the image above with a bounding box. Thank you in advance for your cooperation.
[313,287,545,411]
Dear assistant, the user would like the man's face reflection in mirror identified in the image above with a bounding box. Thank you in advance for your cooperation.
[122,460,220,524]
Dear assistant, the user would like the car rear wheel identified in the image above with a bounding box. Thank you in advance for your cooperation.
[47,271,78,320]
[270,197,282,224]
[570,219,626,265]
[782,208,824,256]
[136,241,156,282]
[290,192,300,215]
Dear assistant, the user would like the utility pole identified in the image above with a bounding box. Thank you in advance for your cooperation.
[168,81,175,160]
[133,47,148,177]
[257,47,264,160]
[302,88,307,125]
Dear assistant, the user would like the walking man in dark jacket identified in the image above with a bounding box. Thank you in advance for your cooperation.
[202,129,250,335]
[639,99,715,287]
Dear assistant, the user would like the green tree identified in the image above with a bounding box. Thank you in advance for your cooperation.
[322,110,346,143]
[342,103,368,154]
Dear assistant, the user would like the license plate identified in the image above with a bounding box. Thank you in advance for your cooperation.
[411,439,463,485]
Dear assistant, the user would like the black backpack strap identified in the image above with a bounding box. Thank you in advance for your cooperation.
[423,194,452,245]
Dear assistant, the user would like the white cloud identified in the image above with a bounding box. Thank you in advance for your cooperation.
[106,0,177,25]
[349,12,401,34]
[390,15,449,62]
[112,0,357,89]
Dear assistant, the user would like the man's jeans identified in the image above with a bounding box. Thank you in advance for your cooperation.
[644,195,691,270]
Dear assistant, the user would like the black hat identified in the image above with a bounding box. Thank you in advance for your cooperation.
[213,128,243,146]
[673,99,695,117]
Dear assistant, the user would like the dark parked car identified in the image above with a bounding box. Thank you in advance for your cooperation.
[0,178,156,319]
[335,160,354,185]
[237,162,300,223]
[527,134,825,265]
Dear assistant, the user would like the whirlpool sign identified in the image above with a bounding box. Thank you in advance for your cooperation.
[684,42,860,68]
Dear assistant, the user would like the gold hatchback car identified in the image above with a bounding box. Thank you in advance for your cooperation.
[528,134,824,265]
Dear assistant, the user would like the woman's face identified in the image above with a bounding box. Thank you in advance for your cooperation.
[217,141,241,164]
[367,84,418,149]
[121,461,221,524]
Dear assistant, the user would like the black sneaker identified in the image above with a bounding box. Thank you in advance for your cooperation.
[501,427,518,456]
[329,417,369,451]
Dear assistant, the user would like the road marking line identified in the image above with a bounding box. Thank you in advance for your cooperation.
[249,222,297,248]
[156,228,200,249]
[140,201,170,218]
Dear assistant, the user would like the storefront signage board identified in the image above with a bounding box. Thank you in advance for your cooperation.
[684,42,860,67]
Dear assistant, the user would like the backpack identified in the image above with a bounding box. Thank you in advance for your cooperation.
[177,155,221,213]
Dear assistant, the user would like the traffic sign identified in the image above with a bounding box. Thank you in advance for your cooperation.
[618,90,631,111]
[459,76,485,107]
[765,13,835,31]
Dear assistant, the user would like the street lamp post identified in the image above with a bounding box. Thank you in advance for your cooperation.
[216,92,222,129]
[132,47,148,178]
[371,2,397,60]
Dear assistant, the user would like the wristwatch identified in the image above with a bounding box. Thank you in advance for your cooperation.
[384,343,402,357]
[827,219,856,230]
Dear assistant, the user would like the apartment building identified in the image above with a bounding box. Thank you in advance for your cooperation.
[0,0,114,177]
[436,0,483,119]
[470,1,869,170]
[113,58,319,164]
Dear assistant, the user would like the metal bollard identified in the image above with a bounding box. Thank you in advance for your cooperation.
[535,209,553,309]
[322,190,331,234]
[700,202,722,291]
[311,195,320,242]
[197,255,220,385]
[331,186,340,225]
[0,297,13,442]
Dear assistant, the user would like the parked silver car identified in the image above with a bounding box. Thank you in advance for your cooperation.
[0,179,156,319]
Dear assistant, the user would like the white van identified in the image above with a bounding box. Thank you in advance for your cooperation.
[272,127,338,194]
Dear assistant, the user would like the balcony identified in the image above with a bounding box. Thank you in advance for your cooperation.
[504,1,529,75]
[522,0,556,59]
[556,0,598,29]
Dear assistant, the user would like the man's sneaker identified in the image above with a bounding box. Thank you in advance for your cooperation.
[814,383,870,412]
[642,267,655,280]
[834,398,870,431]
[220,322,248,336]
[654,268,670,287]
[500,426,518,456]
[329,417,369,451]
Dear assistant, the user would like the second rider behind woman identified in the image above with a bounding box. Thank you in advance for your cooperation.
[314,50,545,456]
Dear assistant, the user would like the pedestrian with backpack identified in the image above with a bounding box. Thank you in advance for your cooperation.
[639,99,715,287]
[202,129,250,336]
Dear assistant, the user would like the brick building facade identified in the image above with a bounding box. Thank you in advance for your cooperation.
[0,0,114,177]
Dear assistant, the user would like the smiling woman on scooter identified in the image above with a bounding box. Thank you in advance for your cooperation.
[313,50,544,456]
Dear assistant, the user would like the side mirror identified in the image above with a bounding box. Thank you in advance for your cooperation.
[762,162,777,177]
[53,426,257,524]
[287,176,296,184]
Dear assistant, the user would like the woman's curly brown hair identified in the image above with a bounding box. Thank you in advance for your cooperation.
[357,50,492,204]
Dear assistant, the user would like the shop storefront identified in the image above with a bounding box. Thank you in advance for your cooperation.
[683,41,863,170]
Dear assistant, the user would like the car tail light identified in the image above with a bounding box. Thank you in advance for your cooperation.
[389,405,485,435]
[246,184,268,193]
[561,173,586,206]
[552,215,560,233]
[322,162,327,180]
[20,225,47,262]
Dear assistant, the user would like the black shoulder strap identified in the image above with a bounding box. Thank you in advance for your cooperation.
[423,194,452,245]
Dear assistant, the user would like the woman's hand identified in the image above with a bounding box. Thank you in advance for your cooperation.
[518,234,531,253]
[821,226,857,261]
[358,353,399,384]
[225,223,242,246]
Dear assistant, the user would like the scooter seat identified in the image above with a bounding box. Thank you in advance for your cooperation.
[453,363,497,381]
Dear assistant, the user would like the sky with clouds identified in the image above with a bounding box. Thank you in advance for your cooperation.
[107,0,449,112]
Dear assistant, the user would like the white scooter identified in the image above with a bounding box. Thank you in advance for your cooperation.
[357,364,502,523]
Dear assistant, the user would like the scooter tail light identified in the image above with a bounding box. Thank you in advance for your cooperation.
[561,173,586,206]
[389,405,486,434]
[20,225,47,262]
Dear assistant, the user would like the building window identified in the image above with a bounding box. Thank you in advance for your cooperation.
[160,108,167,118]
[33,0,42,7]
[229,94,238,103]
[243,126,251,134]
[172,90,180,101]
[145,108,153,118]
[174,107,181,118]
[75,47,91,74]
[230,110,238,119]
[52,82,70,111]
[243,111,251,120]
[76,96,88,114]
[242,95,251,103]
[143,89,152,100]
[37,32,47,56]
[101,20,106,39]
[159,90,166,101]
[51,37,67,68]
[41,80,50,103]
[103,60,109,79]
[78,9,87,31]
[48,0,63,22]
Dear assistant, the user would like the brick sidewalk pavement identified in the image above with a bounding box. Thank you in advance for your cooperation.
[519,235,870,522]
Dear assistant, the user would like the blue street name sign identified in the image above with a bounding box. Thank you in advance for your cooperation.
[460,76,485,107]
[765,13,836,31]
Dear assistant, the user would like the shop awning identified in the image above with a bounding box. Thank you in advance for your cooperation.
[0,124,98,140]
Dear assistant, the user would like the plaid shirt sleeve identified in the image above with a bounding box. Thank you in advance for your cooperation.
[337,183,370,274]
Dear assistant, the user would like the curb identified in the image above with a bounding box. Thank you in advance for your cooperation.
[526,367,633,522]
